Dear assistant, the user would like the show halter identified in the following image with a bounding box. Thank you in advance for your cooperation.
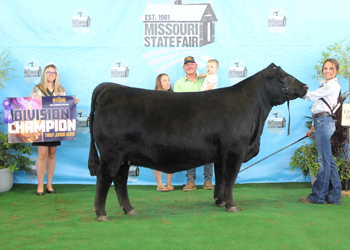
[261,67,295,135]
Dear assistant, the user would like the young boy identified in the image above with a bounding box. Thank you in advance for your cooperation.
[200,59,219,91]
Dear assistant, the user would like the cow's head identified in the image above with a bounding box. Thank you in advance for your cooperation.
[262,63,308,105]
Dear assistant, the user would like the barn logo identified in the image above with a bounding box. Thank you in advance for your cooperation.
[76,109,90,135]
[267,8,287,34]
[23,59,42,85]
[127,166,140,183]
[25,158,38,182]
[267,109,286,135]
[72,8,91,34]
[110,59,129,85]
[228,59,247,85]
[140,0,217,48]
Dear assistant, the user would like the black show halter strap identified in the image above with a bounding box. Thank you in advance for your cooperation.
[261,68,295,135]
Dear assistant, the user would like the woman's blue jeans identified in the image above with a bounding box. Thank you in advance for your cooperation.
[308,116,342,204]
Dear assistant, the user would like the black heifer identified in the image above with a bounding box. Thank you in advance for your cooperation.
[88,63,308,221]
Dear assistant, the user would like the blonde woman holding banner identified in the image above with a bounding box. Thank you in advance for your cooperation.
[30,63,79,196]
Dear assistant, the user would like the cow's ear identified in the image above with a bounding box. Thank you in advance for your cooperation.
[263,64,278,79]
[269,63,277,68]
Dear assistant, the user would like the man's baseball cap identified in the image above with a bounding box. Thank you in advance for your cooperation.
[184,56,196,64]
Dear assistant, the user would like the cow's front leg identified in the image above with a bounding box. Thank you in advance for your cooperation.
[94,162,115,222]
[223,177,240,212]
[113,163,138,215]
[222,154,242,212]
[214,162,225,207]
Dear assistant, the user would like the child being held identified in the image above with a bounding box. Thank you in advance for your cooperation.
[200,59,219,91]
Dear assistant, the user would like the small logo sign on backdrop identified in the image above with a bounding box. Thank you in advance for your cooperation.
[267,109,286,135]
[228,59,247,85]
[26,158,38,182]
[128,166,140,183]
[72,8,91,34]
[140,1,217,48]
[267,8,287,34]
[23,59,42,85]
[110,59,129,85]
[76,109,90,135]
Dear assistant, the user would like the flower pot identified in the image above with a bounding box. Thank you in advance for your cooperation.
[0,168,14,193]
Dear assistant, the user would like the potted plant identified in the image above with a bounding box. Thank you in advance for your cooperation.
[0,47,26,192]
[335,158,350,196]
[289,140,319,184]
[289,140,350,188]
[0,130,33,192]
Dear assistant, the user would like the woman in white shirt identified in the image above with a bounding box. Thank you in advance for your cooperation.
[299,59,342,205]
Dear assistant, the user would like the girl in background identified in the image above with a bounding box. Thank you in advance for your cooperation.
[154,73,174,192]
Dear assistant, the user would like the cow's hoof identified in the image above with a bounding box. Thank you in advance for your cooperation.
[216,202,226,207]
[126,210,138,215]
[227,206,240,212]
[97,215,111,222]
[215,200,225,207]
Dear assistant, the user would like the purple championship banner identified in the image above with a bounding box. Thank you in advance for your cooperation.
[5,96,76,143]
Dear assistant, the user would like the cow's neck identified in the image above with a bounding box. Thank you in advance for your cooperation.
[248,74,276,122]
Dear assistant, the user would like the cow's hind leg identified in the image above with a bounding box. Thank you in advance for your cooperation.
[214,162,225,207]
[113,163,138,215]
[94,160,117,222]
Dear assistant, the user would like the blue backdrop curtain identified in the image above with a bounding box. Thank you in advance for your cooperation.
[0,0,349,185]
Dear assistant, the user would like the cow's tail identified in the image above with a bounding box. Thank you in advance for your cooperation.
[88,83,108,176]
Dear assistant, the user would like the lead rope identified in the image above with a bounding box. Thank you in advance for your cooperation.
[239,135,307,173]
[287,99,290,135]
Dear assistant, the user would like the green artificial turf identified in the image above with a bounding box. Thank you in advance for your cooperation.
[0,183,349,250]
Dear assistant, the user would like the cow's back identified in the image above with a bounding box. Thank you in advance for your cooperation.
[92,80,266,171]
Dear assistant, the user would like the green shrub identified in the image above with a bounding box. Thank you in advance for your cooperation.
[289,140,319,176]
[0,130,33,172]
